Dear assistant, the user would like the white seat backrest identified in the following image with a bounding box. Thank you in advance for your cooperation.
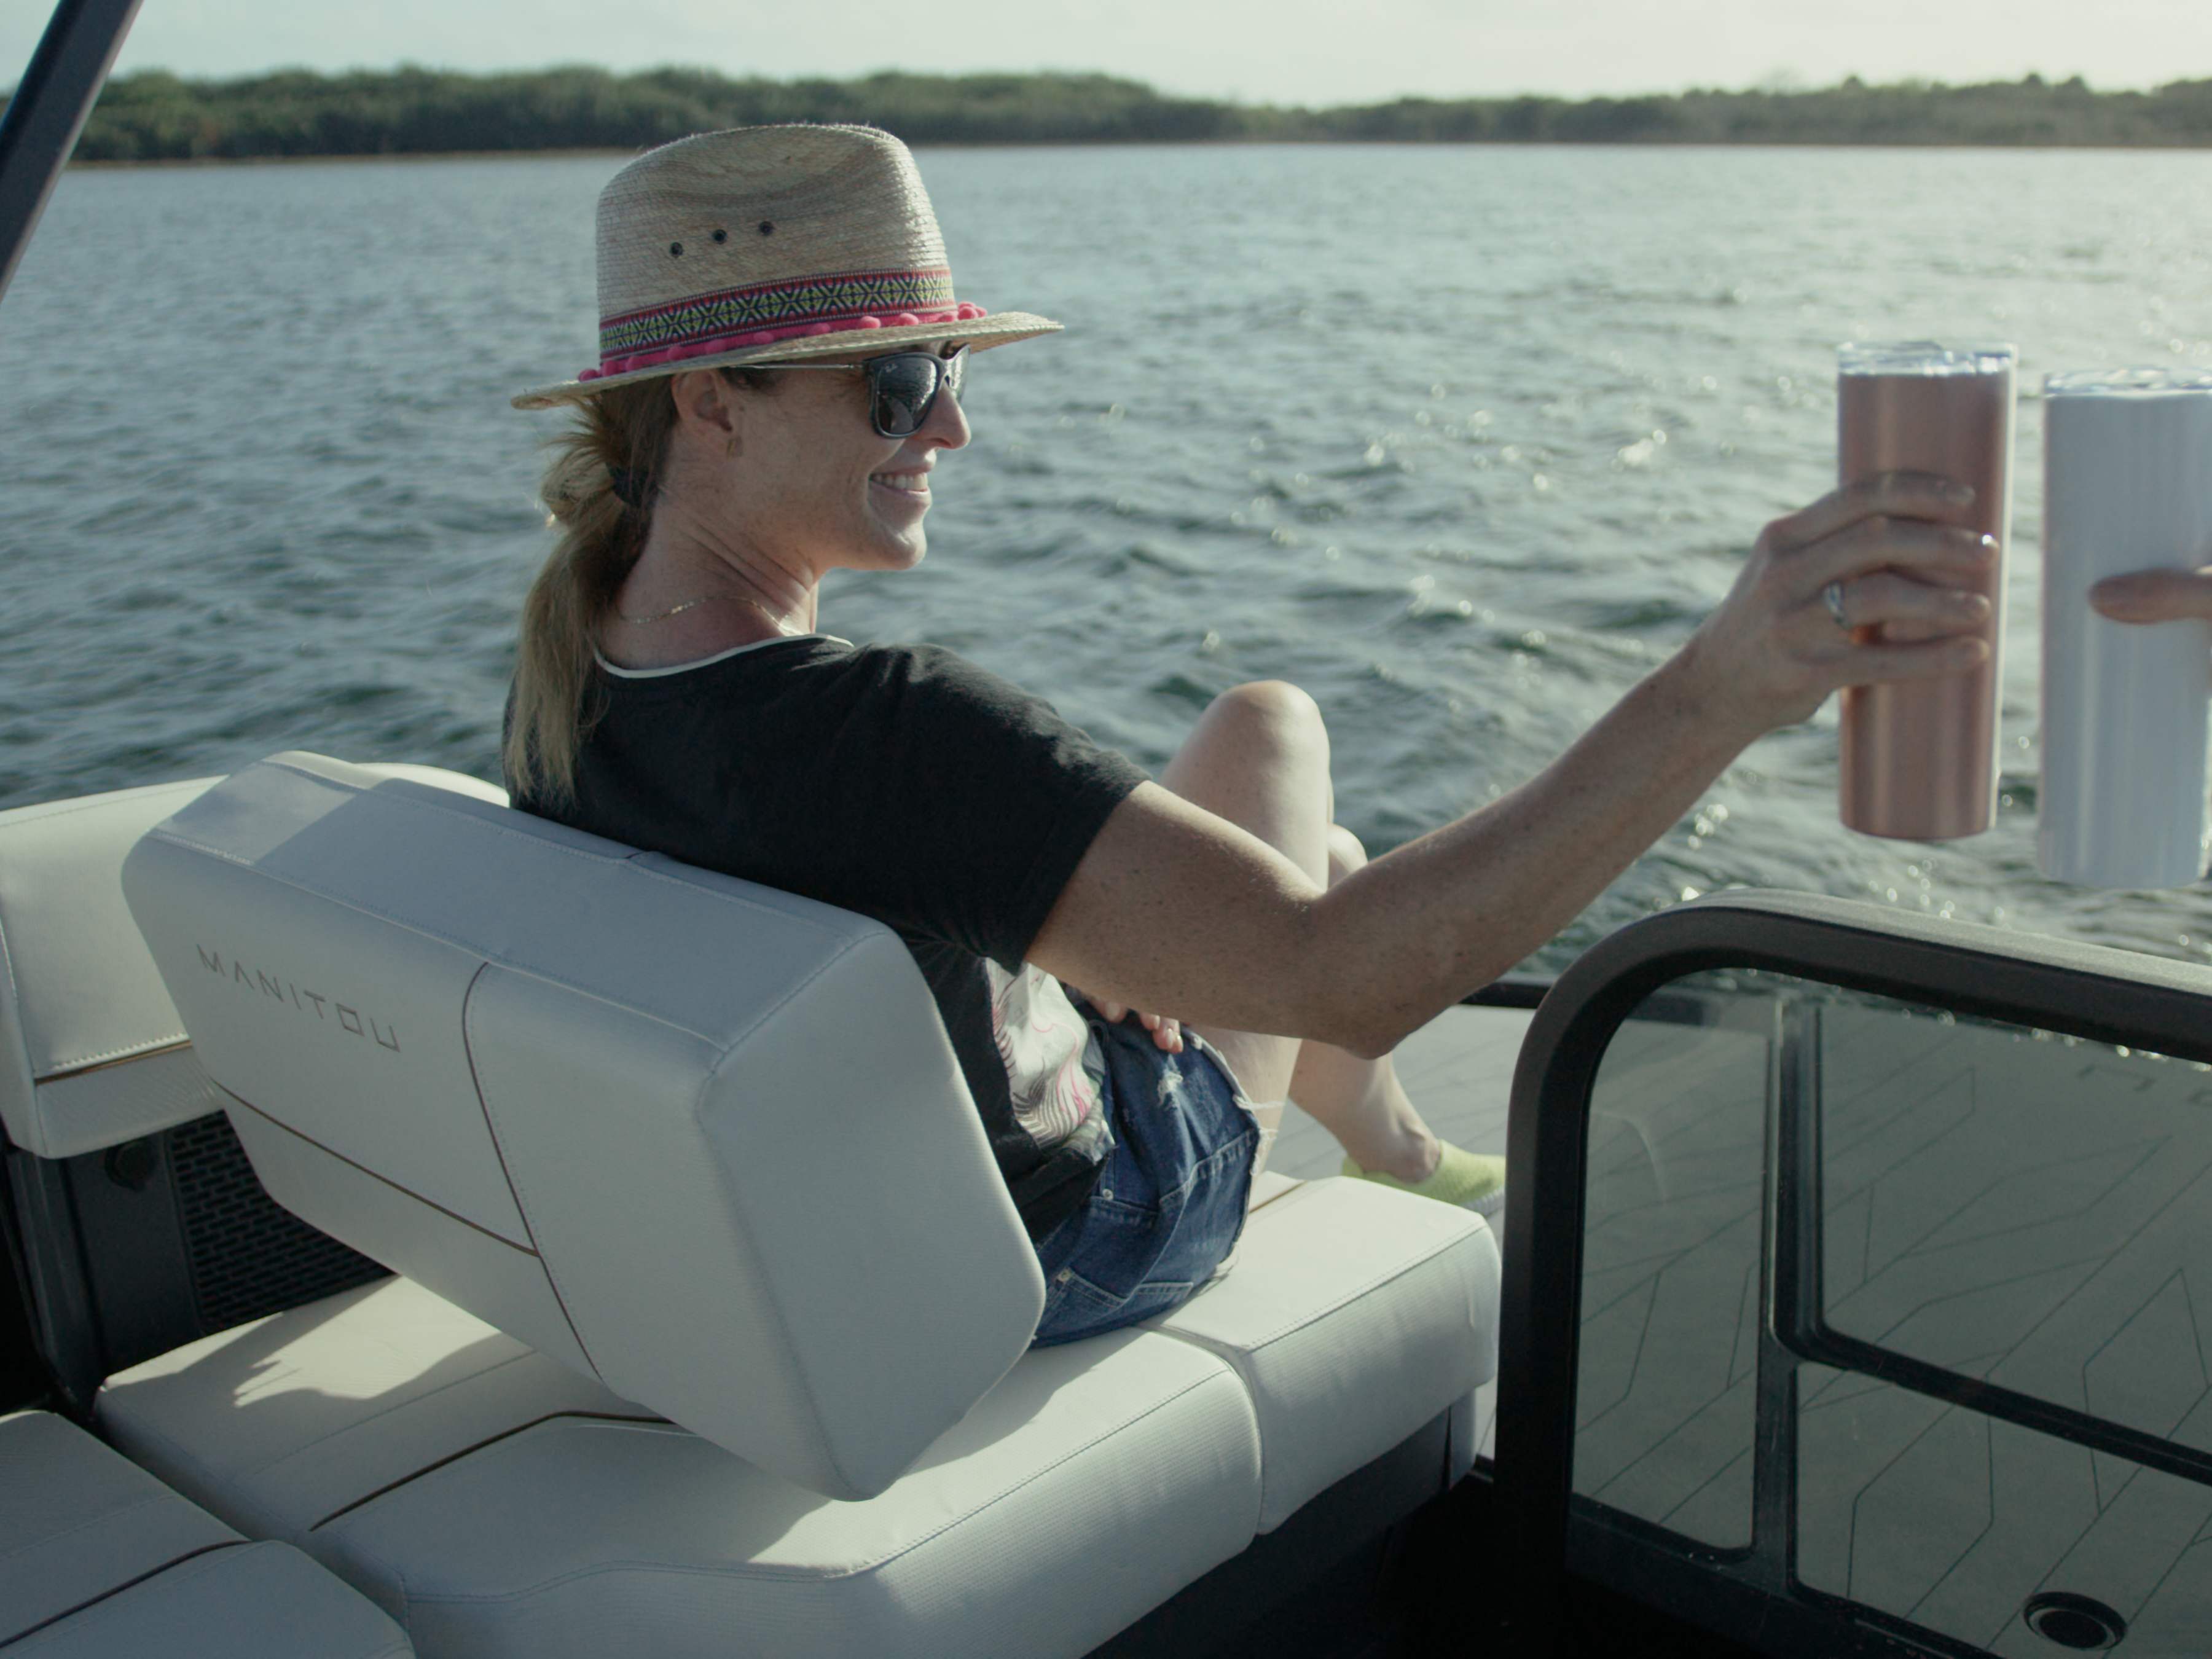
[120,751,1045,1501]
[0,780,226,1159]
[0,768,511,1162]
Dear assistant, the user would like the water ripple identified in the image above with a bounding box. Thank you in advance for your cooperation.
[6,144,2212,972]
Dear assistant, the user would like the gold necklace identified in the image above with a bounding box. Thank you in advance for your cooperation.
[616,594,712,624]
[613,592,804,634]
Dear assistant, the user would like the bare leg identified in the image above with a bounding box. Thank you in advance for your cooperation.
[1285,828,1441,1181]
[1158,683,1439,1182]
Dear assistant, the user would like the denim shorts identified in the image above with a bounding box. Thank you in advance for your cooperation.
[1029,1007,1262,1347]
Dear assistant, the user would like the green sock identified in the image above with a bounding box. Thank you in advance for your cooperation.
[1341,1142,1505,1218]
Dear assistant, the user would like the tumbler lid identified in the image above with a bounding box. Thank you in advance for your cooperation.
[2046,367,2212,398]
[1838,341,2016,377]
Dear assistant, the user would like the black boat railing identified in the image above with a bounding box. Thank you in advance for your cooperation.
[0,0,143,307]
[1494,889,2212,1655]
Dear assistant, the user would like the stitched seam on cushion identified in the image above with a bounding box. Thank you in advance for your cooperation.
[205,761,856,941]
[255,760,858,943]
[1182,1230,1472,1354]
[0,1539,247,1645]
[223,1089,535,1253]
[461,967,600,1379]
[692,931,884,1076]
[355,1373,1244,1599]
[715,1368,1245,1577]
[4,782,206,1073]
[0,1491,203,1567]
[314,1419,692,1548]
[286,1520,417,1652]
[354,1550,419,1650]
[0,918,34,1155]
[253,1351,540,1484]
[0,783,214,830]
[817,1369,1254,1577]
[0,921,22,1045]
[36,1035,193,1078]
[103,1287,522,1493]
[139,830,254,869]
[688,998,874,1486]
[307,1412,667,1532]
[88,1408,294,1543]
[92,1408,206,1501]
[395,1559,415,1645]
[137,830,877,1050]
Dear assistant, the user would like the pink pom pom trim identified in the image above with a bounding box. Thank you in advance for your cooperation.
[578,302,994,383]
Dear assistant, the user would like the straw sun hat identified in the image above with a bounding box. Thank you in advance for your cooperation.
[512,124,1061,409]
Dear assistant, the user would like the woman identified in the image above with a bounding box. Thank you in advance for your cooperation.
[507,125,1993,1346]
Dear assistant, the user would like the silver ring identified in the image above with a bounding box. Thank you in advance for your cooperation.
[1822,579,1851,632]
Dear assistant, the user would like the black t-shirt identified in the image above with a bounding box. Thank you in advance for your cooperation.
[509,637,1150,1239]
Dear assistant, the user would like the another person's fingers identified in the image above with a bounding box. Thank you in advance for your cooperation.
[2091,567,2212,624]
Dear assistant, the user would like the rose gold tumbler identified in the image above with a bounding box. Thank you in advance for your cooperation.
[1835,342,2014,840]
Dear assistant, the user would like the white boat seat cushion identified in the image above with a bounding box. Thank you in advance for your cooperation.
[1156,1175,1497,1530]
[98,1277,645,1542]
[0,1410,409,1657]
[101,1285,1261,1659]
[0,767,505,1161]
[0,781,222,1158]
[6,1542,414,1659]
[120,751,1045,1500]
[97,1180,1496,1657]
[0,1407,236,1642]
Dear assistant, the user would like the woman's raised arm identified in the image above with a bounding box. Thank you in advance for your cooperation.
[1027,473,1996,1058]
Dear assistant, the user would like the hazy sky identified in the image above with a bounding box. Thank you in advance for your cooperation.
[7,0,2211,104]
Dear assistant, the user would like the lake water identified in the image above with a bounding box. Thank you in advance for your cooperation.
[5,143,2212,975]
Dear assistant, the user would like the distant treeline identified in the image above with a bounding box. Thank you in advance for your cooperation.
[18,66,2212,162]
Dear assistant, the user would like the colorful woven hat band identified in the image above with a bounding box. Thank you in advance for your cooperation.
[582,268,989,382]
[514,126,1058,409]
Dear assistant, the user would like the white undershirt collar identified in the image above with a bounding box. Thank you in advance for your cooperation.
[594,633,850,680]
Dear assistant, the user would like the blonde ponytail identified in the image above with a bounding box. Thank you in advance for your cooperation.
[504,380,675,806]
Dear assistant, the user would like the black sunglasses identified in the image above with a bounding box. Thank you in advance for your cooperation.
[757,347,968,438]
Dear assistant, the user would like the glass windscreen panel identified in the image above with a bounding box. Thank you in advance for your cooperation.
[1794,1363,2212,1652]
[1818,995,2212,1455]
[1569,966,2212,1644]
[1803,987,2212,1647]
[1572,971,1775,1550]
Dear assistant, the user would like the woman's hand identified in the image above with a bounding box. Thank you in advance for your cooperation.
[1032,478,1999,1064]
[2091,567,2212,624]
[1676,471,1998,740]
[1062,985,1184,1053]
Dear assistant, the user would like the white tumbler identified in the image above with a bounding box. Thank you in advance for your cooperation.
[2039,369,2212,888]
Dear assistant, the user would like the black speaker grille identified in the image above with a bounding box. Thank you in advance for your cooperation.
[167,1113,387,1332]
